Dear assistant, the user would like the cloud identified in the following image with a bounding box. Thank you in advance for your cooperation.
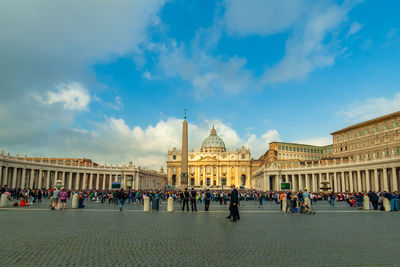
[294,137,332,146]
[39,82,90,111]
[262,1,357,83]
[154,41,256,96]
[347,22,362,37]
[1,116,279,169]
[336,92,400,123]
[223,0,304,36]
[0,0,167,165]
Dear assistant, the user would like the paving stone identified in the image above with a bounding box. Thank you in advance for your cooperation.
[0,200,399,266]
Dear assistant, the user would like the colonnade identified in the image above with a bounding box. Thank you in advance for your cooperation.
[0,154,167,190]
[254,156,400,193]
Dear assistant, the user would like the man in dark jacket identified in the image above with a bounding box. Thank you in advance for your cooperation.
[204,189,211,211]
[226,185,240,222]
[190,188,197,212]
[368,191,379,210]
[118,189,127,211]
[182,188,189,211]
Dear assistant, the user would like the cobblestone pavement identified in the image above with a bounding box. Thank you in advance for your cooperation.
[1,200,400,266]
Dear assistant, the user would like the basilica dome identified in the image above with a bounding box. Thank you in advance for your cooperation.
[200,126,226,152]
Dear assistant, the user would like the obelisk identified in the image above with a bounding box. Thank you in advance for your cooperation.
[181,109,188,187]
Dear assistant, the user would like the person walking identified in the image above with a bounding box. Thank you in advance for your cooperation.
[190,188,197,212]
[204,189,211,211]
[226,185,240,222]
[51,187,60,210]
[118,189,127,211]
[182,188,189,211]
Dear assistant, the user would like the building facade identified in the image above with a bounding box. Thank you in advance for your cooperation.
[252,111,400,192]
[0,151,167,190]
[167,126,262,189]
[331,111,400,160]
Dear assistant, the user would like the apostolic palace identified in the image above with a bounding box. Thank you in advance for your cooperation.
[1,111,400,193]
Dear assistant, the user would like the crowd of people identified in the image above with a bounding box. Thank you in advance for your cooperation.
[1,185,400,216]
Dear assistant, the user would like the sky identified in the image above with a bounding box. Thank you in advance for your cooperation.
[1,0,400,169]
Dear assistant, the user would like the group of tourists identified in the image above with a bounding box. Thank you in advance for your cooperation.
[1,185,399,214]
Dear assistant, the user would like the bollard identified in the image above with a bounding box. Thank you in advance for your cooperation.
[143,196,150,212]
[281,197,287,212]
[0,194,9,208]
[167,196,174,212]
[71,193,78,209]
[383,198,391,212]
[363,195,370,210]
[56,199,62,210]
[152,198,160,211]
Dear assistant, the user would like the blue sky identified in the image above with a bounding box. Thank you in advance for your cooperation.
[1,0,400,169]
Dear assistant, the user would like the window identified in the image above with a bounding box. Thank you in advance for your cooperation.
[241,154,245,159]
[395,148,400,154]
[191,167,194,173]
[385,149,390,156]
[357,131,362,137]
[173,167,176,173]
[223,166,226,172]
[206,166,210,173]
[190,178,195,186]
[365,129,370,135]
[373,127,379,133]
[213,167,216,172]
[383,124,388,131]
[278,145,281,150]
[206,178,210,186]
[241,166,245,172]
[376,151,380,158]
[173,155,176,160]
[393,121,399,128]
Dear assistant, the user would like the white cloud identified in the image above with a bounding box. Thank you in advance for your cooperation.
[263,1,356,83]
[294,137,332,146]
[41,82,90,111]
[1,116,279,169]
[337,93,400,123]
[142,71,152,80]
[221,0,361,84]
[223,0,304,36]
[347,22,362,37]
[155,41,256,96]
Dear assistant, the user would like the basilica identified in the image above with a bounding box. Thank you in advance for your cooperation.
[166,126,262,189]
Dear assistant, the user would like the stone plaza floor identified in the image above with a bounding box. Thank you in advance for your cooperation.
[1,200,400,266]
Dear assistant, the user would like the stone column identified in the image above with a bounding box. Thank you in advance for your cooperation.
[30,170,35,189]
[349,171,354,192]
[391,167,398,192]
[365,170,371,192]
[96,174,100,190]
[37,170,42,189]
[341,172,345,192]
[67,172,72,190]
[89,173,93,190]
[102,174,106,189]
[299,174,304,191]
[3,166,8,185]
[11,167,17,189]
[123,174,127,190]
[374,169,379,192]
[61,172,66,188]
[227,167,231,186]
[216,166,220,186]
[305,174,310,191]
[46,171,51,189]
[263,172,269,191]
[21,168,26,189]
[357,170,362,192]
[38,170,43,189]
[333,172,338,192]
[312,174,317,192]
[382,168,389,192]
